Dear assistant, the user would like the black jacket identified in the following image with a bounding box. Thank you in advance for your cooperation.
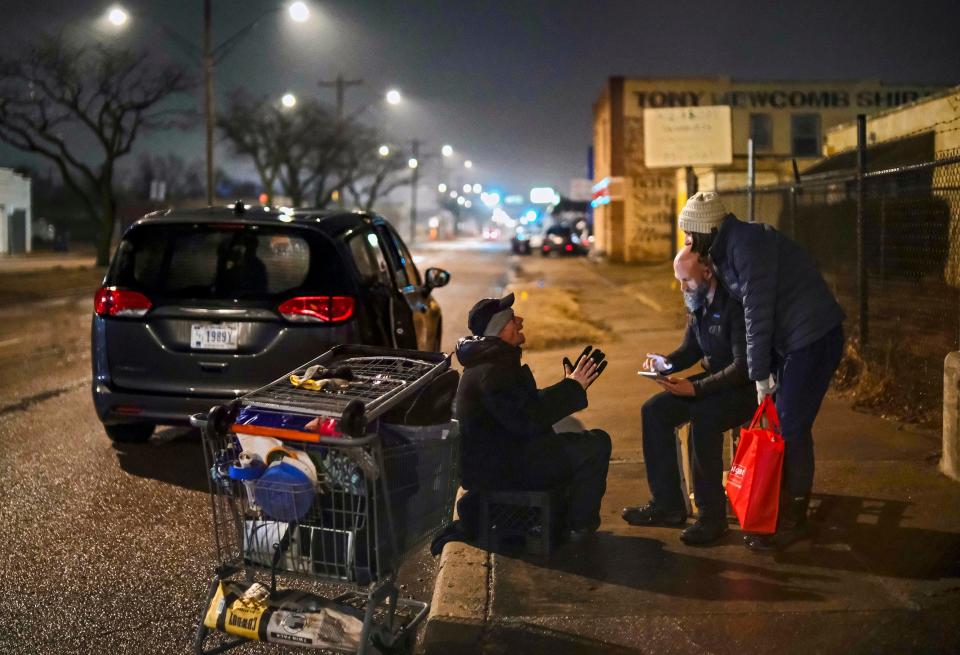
[666,284,750,396]
[454,336,587,489]
[709,214,845,381]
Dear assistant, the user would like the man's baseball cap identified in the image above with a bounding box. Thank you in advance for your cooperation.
[467,292,515,337]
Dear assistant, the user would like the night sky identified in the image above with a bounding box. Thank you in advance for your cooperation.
[2,0,959,199]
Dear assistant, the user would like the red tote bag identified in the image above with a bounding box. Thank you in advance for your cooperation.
[725,396,784,535]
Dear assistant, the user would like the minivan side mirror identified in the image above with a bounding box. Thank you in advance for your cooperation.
[423,267,451,293]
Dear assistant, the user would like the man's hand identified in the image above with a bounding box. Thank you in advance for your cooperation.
[644,353,672,373]
[656,375,695,397]
[567,354,600,390]
[755,374,777,404]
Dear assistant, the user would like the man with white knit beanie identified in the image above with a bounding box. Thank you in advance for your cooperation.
[678,191,845,551]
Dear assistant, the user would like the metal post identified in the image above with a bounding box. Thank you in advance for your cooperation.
[856,114,869,345]
[203,0,215,207]
[409,139,420,244]
[747,138,756,222]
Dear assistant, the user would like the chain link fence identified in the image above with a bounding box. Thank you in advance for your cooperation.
[719,148,960,426]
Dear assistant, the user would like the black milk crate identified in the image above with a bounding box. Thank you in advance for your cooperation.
[478,489,564,556]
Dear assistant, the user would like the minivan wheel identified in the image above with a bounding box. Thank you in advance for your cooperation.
[104,422,155,443]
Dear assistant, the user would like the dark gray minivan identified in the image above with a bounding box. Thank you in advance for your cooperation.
[92,205,450,442]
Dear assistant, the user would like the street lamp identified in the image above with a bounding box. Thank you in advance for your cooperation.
[438,183,447,193]
[281,93,297,108]
[107,6,128,26]
[464,160,473,169]
[462,183,471,193]
[472,183,482,193]
[408,158,419,169]
[288,1,310,22]
[386,89,402,106]
[378,145,390,157]
[441,144,453,157]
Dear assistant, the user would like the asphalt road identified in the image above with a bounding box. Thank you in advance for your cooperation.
[0,239,511,654]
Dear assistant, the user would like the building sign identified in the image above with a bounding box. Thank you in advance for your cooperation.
[623,80,942,117]
[630,89,932,110]
[643,106,733,168]
[591,177,625,207]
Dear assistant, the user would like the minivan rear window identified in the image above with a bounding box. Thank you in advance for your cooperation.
[108,223,349,300]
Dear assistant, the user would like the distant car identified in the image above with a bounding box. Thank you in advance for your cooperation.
[482,225,501,240]
[91,204,450,443]
[510,225,543,255]
[540,224,587,257]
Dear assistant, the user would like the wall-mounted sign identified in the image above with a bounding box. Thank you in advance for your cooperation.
[642,105,733,169]
[591,177,625,207]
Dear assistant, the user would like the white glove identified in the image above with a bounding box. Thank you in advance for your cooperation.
[645,353,673,373]
[756,374,777,404]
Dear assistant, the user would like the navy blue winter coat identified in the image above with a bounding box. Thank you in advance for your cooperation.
[708,214,845,381]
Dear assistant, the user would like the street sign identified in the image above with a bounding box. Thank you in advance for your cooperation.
[642,105,733,168]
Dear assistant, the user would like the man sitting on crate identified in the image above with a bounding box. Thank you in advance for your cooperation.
[621,245,756,546]
[452,292,611,544]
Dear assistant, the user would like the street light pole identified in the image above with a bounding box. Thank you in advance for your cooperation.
[203,0,215,206]
[409,139,420,244]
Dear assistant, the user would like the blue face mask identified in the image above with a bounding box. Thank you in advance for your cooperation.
[683,285,710,312]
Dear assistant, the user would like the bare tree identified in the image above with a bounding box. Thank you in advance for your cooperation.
[346,136,412,211]
[219,90,411,210]
[220,92,352,208]
[0,35,191,264]
[128,153,204,201]
[218,90,283,204]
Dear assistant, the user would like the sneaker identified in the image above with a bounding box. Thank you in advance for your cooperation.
[621,502,687,527]
[680,518,728,546]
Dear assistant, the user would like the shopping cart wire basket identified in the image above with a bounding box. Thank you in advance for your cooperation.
[192,345,460,654]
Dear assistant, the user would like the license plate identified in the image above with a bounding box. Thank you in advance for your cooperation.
[191,322,239,350]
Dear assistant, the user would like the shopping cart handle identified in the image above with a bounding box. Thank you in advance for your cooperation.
[189,412,208,430]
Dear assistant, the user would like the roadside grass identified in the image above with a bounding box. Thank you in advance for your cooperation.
[508,283,608,351]
[0,266,106,305]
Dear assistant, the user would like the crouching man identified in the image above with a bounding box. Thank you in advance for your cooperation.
[455,293,611,540]
[622,246,756,545]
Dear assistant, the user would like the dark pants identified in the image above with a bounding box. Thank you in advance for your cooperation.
[641,375,757,521]
[458,429,612,531]
[775,324,845,498]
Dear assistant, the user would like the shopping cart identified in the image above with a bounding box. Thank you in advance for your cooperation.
[191,345,460,654]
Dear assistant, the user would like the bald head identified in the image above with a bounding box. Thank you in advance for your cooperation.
[674,245,702,277]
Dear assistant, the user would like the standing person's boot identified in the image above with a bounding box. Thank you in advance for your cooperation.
[744,494,810,551]
[773,494,811,548]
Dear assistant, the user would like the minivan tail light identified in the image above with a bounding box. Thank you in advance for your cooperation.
[278,296,355,323]
[94,287,152,317]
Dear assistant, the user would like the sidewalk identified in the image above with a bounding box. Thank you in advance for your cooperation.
[423,255,960,654]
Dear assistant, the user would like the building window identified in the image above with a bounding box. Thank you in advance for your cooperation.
[791,114,821,157]
[749,113,773,151]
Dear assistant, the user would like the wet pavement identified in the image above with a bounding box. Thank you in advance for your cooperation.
[0,239,509,654]
[424,254,960,654]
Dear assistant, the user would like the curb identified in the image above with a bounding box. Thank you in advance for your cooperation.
[421,539,489,654]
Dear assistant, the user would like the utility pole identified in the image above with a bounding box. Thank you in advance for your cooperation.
[203,0,215,206]
[409,139,420,244]
[318,74,363,206]
[318,73,364,124]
